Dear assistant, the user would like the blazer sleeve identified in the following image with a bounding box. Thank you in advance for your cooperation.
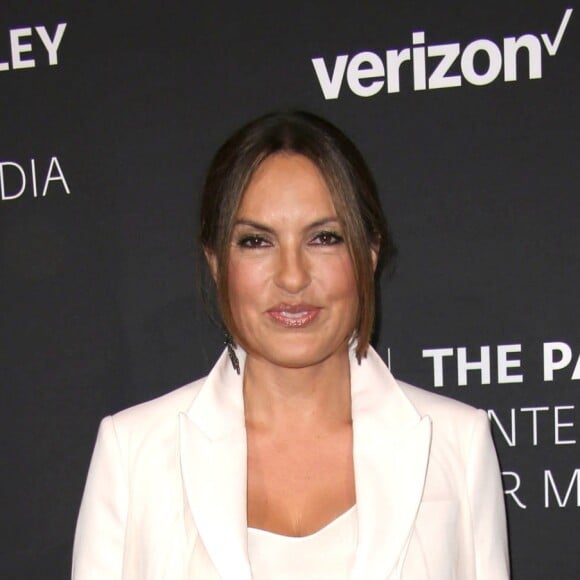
[72,416,128,580]
[466,410,510,579]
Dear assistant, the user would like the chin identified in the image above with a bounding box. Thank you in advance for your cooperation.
[247,336,350,369]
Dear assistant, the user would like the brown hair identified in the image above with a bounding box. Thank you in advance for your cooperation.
[200,111,396,359]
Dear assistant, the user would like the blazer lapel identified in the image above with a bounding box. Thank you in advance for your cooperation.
[179,348,253,580]
[350,347,432,580]
[177,345,431,580]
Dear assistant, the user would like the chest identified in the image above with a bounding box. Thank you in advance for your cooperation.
[246,424,355,536]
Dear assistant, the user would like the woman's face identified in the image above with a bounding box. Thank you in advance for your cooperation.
[224,153,360,369]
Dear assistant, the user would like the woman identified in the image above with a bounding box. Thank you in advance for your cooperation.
[73,111,510,579]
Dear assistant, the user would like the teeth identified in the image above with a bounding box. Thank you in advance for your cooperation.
[280,311,308,318]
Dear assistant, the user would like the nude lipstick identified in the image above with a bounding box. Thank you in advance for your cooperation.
[267,304,321,328]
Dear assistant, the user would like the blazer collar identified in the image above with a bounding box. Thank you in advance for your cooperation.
[179,346,431,580]
[179,348,251,580]
[350,346,432,579]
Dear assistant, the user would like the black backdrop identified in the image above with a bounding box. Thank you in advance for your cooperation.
[1,1,578,578]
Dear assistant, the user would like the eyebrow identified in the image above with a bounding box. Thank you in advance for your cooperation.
[233,217,340,233]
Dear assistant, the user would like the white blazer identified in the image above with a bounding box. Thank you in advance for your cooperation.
[72,346,510,579]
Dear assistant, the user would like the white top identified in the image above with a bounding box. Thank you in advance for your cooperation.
[247,505,358,580]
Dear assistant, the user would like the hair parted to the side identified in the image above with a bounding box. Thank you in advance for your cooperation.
[200,110,396,360]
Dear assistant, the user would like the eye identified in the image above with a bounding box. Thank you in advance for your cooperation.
[236,234,271,249]
[310,231,344,246]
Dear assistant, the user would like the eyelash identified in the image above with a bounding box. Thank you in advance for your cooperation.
[311,231,344,246]
[236,234,270,249]
[236,231,344,249]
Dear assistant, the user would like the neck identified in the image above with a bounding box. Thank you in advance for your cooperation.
[242,348,352,433]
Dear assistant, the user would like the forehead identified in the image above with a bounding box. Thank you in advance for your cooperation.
[236,153,337,219]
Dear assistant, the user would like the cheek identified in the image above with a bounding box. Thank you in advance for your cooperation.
[320,254,357,300]
[227,257,269,314]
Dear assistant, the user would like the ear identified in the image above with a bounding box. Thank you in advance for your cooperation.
[204,247,219,282]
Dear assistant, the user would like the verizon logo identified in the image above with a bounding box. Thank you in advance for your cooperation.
[312,9,573,99]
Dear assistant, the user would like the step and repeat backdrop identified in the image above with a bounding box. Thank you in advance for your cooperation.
[1,1,578,578]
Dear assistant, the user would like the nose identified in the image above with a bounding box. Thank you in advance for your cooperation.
[274,245,311,294]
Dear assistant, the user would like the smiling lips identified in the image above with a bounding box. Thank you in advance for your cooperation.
[267,304,321,328]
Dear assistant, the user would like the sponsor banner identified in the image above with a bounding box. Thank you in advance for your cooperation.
[0,157,71,201]
[0,23,66,72]
[312,9,573,98]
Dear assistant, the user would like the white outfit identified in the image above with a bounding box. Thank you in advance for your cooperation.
[72,345,510,579]
[247,505,357,579]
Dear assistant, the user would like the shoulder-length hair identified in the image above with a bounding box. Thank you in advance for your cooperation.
[200,110,396,360]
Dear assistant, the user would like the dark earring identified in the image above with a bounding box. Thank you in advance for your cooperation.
[224,331,240,375]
